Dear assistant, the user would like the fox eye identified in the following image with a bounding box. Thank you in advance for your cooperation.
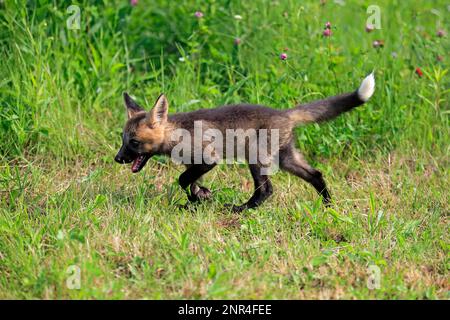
[130,139,140,147]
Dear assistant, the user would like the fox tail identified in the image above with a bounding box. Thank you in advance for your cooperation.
[287,73,375,125]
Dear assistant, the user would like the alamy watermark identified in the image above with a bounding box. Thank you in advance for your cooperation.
[367,265,381,290]
[67,5,81,30]
[366,5,381,29]
[66,265,81,290]
[170,121,280,175]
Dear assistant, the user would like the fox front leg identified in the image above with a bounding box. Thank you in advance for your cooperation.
[225,164,273,212]
[178,164,216,202]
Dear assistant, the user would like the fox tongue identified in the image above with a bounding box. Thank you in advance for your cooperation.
[131,155,144,172]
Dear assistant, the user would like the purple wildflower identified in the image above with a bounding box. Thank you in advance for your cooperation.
[323,28,332,37]
[437,29,446,37]
[365,24,375,33]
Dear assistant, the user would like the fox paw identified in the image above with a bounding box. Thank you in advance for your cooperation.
[188,185,212,202]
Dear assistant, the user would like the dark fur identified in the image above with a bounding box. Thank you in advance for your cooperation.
[115,82,370,212]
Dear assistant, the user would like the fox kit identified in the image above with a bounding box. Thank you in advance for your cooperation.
[115,73,375,212]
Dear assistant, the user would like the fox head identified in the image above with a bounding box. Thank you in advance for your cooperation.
[115,93,169,173]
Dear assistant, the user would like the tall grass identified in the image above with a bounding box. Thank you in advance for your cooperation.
[1,0,447,161]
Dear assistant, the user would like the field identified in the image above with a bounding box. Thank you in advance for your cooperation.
[0,0,448,299]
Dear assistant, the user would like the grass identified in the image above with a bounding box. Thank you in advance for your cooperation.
[0,0,448,299]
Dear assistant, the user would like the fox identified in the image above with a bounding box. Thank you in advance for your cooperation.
[115,73,375,212]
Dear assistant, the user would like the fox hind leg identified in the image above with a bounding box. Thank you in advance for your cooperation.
[280,145,331,205]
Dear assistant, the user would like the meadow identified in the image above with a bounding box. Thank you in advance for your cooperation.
[0,0,448,299]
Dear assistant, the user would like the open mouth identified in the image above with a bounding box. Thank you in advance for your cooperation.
[131,154,150,173]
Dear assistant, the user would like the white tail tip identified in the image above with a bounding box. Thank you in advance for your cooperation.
[357,72,375,102]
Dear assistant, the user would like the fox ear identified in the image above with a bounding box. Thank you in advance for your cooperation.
[147,94,168,125]
[123,92,144,119]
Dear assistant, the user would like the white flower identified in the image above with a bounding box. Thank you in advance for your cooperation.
[234,15,243,20]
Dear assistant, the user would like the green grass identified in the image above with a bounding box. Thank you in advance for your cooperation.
[0,0,448,299]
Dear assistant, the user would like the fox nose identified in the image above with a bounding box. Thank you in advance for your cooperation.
[115,154,124,163]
